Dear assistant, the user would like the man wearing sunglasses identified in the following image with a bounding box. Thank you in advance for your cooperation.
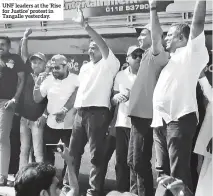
[33,54,79,167]
[111,46,143,192]
[127,0,170,195]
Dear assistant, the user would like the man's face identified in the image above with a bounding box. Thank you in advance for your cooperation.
[46,176,61,196]
[127,49,142,70]
[52,63,67,79]
[165,26,180,52]
[88,41,102,64]
[0,39,10,55]
[30,57,46,75]
[137,29,151,50]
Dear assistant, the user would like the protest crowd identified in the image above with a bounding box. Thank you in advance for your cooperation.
[0,0,212,196]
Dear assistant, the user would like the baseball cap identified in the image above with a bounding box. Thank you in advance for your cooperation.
[51,54,68,66]
[135,24,151,34]
[127,45,143,56]
[29,52,47,62]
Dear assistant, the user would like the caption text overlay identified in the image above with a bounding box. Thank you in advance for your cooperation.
[0,0,64,21]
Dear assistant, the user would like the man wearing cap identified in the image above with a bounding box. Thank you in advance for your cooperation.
[18,48,48,169]
[0,36,25,186]
[111,46,143,192]
[66,8,120,196]
[33,54,79,167]
[127,0,170,195]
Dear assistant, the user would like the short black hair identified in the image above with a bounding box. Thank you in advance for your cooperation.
[14,162,56,196]
[171,23,190,40]
[0,36,11,45]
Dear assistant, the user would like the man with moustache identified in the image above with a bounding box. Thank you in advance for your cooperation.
[33,54,79,165]
[0,36,25,186]
[127,0,170,195]
[66,8,120,196]
[151,0,209,192]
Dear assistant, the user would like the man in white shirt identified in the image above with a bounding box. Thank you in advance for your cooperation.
[33,54,79,165]
[151,0,209,192]
[68,8,120,196]
[111,46,143,192]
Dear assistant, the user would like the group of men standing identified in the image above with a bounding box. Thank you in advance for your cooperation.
[0,0,211,196]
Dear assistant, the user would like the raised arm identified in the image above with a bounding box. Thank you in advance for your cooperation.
[149,0,163,55]
[72,7,109,59]
[21,28,32,63]
[59,144,79,196]
[191,0,206,40]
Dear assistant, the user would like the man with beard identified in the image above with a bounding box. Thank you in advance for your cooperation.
[33,54,79,166]
[0,36,25,186]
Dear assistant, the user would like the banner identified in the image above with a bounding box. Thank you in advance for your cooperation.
[0,0,64,21]
[64,0,174,19]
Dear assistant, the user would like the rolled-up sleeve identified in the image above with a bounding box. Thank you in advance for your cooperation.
[188,31,206,52]
[152,46,170,67]
[187,31,209,70]
[103,49,120,76]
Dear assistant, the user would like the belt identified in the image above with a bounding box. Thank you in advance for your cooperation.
[77,106,108,111]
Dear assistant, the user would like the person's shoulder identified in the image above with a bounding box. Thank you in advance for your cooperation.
[80,61,91,71]
[8,53,23,61]
[44,73,54,82]
[118,68,127,77]
[114,69,127,81]
[108,49,119,61]
[68,72,78,80]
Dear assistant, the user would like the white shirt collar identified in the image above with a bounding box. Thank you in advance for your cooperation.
[170,46,186,57]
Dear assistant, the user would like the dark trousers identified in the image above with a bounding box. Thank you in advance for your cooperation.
[99,134,116,193]
[43,125,72,165]
[115,127,130,192]
[68,107,109,196]
[9,114,21,174]
[128,117,153,196]
[153,112,197,192]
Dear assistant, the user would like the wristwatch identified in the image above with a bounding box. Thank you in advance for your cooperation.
[42,113,48,118]
[62,107,69,114]
[11,98,17,104]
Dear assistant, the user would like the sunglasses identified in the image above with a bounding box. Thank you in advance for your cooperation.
[131,53,142,59]
[52,64,67,70]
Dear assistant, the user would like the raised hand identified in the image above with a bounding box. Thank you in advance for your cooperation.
[23,28,32,38]
[149,0,157,8]
[35,72,48,86]
[72,6,87,27]
[58,143,74,163]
